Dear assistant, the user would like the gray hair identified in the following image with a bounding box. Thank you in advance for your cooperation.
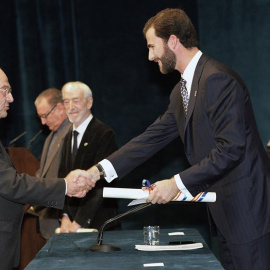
[35,87,62,106]
[63,81,92,98]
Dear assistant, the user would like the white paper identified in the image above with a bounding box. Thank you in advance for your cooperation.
[135,242,203,251]
[76,228,98,233]
[103,187,216,205]
[143,263,164,267]
[168,232,185,236]
[55,228,98,234]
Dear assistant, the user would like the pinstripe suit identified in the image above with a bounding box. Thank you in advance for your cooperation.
[106,54,270,266]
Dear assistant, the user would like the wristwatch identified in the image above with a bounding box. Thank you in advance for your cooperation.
[96,163,106,177]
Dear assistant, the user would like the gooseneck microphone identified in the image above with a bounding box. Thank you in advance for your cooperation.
[90,203,151,252]
[8,131,27,147]
[27,129,43,149]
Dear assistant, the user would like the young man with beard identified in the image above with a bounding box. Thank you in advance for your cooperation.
[85,8,270,270]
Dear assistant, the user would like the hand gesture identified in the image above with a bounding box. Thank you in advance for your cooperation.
[65,169,92,197]
[59,215,72,233]
[86,165,100,188]
[147,177,180,204]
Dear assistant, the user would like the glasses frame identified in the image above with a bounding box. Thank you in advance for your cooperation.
[0,87,12,96]
[38,104,57,119]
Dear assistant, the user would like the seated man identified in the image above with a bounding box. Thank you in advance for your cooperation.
[59,81,120,232]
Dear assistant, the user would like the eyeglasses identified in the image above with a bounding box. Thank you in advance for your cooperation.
[38,104,57,119]
[0,87,12,96]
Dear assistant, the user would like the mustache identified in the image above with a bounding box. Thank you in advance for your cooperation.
[67,109,78,114]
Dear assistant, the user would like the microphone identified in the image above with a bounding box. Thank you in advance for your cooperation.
[8,131,27,147]
[90,203,151,252]
[27,129,43,149]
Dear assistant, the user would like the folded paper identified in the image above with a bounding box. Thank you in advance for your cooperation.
[135,243,203,251]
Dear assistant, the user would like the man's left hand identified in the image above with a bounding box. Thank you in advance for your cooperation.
[147,177,180,204]
[68,221,81,232]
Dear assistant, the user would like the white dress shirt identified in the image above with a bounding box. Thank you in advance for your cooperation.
[72,114,93,151]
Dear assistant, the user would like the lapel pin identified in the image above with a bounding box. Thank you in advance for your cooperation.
[84,142,88,146]
[194,91,197,97]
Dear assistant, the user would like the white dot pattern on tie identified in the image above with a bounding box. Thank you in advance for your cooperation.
[180,78,189,116]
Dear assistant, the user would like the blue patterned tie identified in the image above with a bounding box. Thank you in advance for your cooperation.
[180,78,189,115]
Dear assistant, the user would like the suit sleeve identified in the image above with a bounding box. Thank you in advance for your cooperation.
[107,104,180,179]
[0,159,66,208]
[180,73,247,195]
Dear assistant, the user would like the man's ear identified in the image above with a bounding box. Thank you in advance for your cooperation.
[87,97,93,110]
[167,35,178,50]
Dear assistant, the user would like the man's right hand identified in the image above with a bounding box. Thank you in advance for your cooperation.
[65,169,92,197]
[86,166,101,188]
[60,215,72,233]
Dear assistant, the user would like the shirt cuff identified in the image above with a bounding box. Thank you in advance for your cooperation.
[64,178,67,195]
[99,159,118,183]
[174,174,193,200]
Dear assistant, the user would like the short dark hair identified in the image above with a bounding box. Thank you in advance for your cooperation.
[143,8,198,49]
[35,87,62,106]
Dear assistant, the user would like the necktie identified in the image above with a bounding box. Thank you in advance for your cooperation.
[72,130,79,163]
[180,78,189,115]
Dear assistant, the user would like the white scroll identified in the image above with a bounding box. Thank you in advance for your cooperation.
[103,187,216,206]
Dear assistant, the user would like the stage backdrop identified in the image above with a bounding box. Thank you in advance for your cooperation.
[1,0,270,255]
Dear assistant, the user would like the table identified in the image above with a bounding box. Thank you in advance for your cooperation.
[26,228,222,269]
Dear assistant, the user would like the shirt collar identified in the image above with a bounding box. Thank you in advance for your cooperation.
[73,114,93,135]
[182,50,202,93]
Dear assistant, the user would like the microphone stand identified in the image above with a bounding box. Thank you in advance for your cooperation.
[90,203,151,252]
[8,131,27,147]
[27,129,43,149]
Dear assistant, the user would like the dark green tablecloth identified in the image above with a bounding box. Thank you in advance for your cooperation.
[26,228,223,269]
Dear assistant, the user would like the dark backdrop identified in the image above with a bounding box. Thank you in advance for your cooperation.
[1,0,270,255]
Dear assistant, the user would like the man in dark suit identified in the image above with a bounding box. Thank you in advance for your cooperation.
[34,88,72,239]
[86,8,270,269]
[59,81,119,232]
[0,68,91,270]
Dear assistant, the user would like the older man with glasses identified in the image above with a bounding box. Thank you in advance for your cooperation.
[33,88,72,240]
[0,68,92,270]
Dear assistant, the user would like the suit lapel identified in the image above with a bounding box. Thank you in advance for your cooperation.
[174,82,186,140]
[40,132,54,177]
[41,121,72,177]
[65,130,73,169]
[72,118,95,168]
[184,54,210,131]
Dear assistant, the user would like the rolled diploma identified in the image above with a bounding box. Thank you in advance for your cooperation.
[103,188,216,202]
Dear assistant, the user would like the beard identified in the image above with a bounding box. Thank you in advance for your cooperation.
[158,45,176,74]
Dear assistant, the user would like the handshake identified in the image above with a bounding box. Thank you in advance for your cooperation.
[64,166,101,198]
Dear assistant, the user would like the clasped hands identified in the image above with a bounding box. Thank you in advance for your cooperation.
[66,166,180,203]
[65,169,95,198]
[65,166,104,197]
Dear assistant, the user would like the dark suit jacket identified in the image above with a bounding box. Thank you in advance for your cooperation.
[107,54,270,244]
[59,117,119,230]
[0,141,65,270]
[34,119,71,239]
